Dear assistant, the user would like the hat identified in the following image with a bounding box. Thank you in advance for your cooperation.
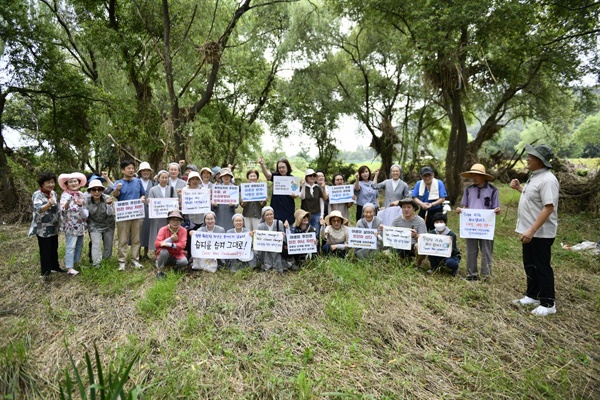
[398,197,419,211]
[526,143,554,169]
[212,166,222,178]
[293,209,311,227]
[87,180,104,190]
[304,168,316,177]
[187,171,201,181]
[167,209,184,221]
[325,210,348,225]
[58,172,87,191]
[219,167,234,178]
[460,164,494,181]
[200,167,213,176]
[185,164,199,172]
[88,174,105,183]
[420,166,434,176]
[137,161,153,173]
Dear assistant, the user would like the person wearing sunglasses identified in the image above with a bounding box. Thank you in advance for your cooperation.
[84,179,115,267]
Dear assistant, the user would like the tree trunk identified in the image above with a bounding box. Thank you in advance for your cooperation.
[0,94,17,212]
[370,117,399,181]
[444,90,468,205]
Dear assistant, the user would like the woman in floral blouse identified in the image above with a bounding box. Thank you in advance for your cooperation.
[58,172,89,275]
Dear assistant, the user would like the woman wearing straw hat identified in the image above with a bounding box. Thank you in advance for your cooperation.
[456,163,500,281]
[138,161,155,260]
[321,210,350,257]
[84,179,115,267]
[58,172,89,275]
[284,209,318,268]
[154,209,188,279]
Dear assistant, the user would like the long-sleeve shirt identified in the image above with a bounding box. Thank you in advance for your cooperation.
[84,195,115,233]
[154,225,187,259]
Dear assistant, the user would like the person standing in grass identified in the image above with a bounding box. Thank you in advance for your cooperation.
[138,162,155,260]
[354,165,378,221]
[58,172,89,276]
[328,173,353,220]
[258,156,297,226]
[510,144,559,316]
[425,213,461,276]
[212,167,238,232]
[154,210,188,279]
[412,166,447,232]
[372,164,409,208]
[455,164,500,281]
[300,168,328,234]
[84,179,115,267]
[240,169,266,232]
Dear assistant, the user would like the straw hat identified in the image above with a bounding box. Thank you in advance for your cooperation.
[325,210,348,225]
[293,209,311,227]
[460,164,494,181]
[58,172,87,191]
[398,197,419,210]
[167,209,184,221]
[526,143,554,169]
[137,161,153,173]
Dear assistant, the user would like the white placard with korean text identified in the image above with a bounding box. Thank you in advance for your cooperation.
[240,182,268,202]
[382,226,413,250]
[190,232,252,259]
[114,199,145,222]
[253,230,284,253]
[212,184,239,205]
[417,233,452,257]
[272,176,301,196]
[328,185,354,204]
[287,232,317,255]
[148,198,180,219]
[459,209,496,240]
[347,228,378,249]
[181,188,211,214]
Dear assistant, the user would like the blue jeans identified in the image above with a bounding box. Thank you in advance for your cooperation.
[65,235,84,269]
[309,213,321,235]
[428,255,460,273]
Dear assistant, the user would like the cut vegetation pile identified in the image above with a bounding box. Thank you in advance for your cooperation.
[0,185,599,398]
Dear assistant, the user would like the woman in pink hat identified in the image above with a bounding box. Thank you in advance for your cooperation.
[58,172,89,275]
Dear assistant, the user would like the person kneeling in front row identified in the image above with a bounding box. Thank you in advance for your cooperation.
[426,213,461,277]
[154,210,188,279]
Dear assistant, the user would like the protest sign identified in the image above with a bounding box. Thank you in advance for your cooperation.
[253,231,284,253]
[114,199,145,222]
[459,209,496,240]
[240,182,268,202]
[382,226,413,250]
[212,184,240,205]
[287,232,317,255]
[378,207,402,226]
[328,185,354,204]
[148,198,179,219]
[347,228,378,249]
[181,188,210,214]
[272,176,301,196]
[191,232,252,259]
[417,233,452,257]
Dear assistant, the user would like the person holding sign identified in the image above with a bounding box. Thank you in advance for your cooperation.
[510,144,559,316]
[58,172,89,276]
[354,165,378,221]
[147,170,178,254]
[328,173,353,221]
[199,167,214,189]
[84,179,115,268]
[425,213,461,276]
[355,203,383,259]
[189,211,225,272]
[321,210,349,257]
[412,166,447,232]
[372,164,409,208]
[138,162,155,260]
[391,198,427,265]
[212,168,238,231]
[456,163,500,281]
[240,169,267,231]
[111,160,147,271]
[154,210,188,279]
[258,156,297,226]
[254,206,289,272]
[300,168,328,235]
[225,214,256,271]
[284,209,318,268]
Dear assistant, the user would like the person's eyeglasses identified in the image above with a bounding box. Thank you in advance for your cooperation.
[89,188,103,192]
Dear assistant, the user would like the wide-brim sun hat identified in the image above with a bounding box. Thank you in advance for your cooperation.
[526,143,554,169]
[293,209,311,227]
[398,197,419,211]
[187,171,201,181]
[58,172,87,191]
[87,179,104,190]
[167,209,184,221]
[219,167,234,178]
[460,164,494,181]
[325,210,348,225]
[137,161,153,173]
[304,168,316,177]
[200,167,213,176]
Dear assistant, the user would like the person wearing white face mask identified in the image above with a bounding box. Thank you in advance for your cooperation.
[426,213,461,276]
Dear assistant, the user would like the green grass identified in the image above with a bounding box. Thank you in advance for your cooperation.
[137,272,183,319]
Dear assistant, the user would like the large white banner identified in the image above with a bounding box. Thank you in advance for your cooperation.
[115,199,145,222]
[148,198,180,219]
[212,184,239,205]
[190,232,252,259]
[459,209,496,240]
[253,230,284,253]
[347,228,378,249]
[272,176,301,196]
[287,232,317,255]
[240,182,268,202]
[181,188,211,214]
[382,226,413,250]
[417,233,452,257]
[328,185,354,204]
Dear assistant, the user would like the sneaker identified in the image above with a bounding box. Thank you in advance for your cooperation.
[51,268,67,273]
[118,263,126,271]
[156,271,165,280]
[426,269,434,274]
[132,260,143,269]
[512,296,540,306]
[67,268,79,276]
[531,305,557,316]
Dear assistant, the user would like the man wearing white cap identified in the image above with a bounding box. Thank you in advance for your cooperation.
[510,144,559,316]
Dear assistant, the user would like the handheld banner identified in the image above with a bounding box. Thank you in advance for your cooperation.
[253,230,284,253]
[287,232,317,255]
[191,232,252,259]
[272,176,301,196]
[149,198,179,219]
[347,228,378,249]
[328,185,354,204]
[114,199,145,222]
[383,226,413,250]
[459,209,496,240]
[241,182,268,202]
[417,233,452,257]
[181,188,210,214]
[212,184,239,205]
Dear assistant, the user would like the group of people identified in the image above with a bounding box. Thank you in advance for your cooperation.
[29,144,560,316]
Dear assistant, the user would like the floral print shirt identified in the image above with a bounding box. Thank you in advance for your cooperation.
[28,190,60,238]
[60,191,88,236]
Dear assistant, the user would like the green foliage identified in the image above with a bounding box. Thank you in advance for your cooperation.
[573,113,600,157]
[0,336,41,399]
[137,272,182,319]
